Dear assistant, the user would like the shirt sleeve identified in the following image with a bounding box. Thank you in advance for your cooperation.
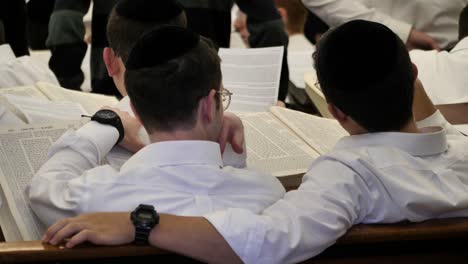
[236,0,290,101]
[416,110,462,136]
[205,159,372,264]
[301,0,412,42]
[27,121,119,226]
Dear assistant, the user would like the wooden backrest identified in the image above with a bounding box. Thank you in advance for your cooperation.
[2,218,468,263]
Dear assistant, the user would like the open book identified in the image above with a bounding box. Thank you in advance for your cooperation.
[0,82,119,125]
[240,106,347,179]
[0,122,84,241]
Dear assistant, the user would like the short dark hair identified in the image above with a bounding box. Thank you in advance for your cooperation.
[106,0,187,63]
[315,20,415,132]
[459,4,468,40]
[125,26,222,133]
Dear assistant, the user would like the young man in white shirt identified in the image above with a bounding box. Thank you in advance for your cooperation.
[43,20,468,263]
[27,26,285,227]
[301,0,468,50]
[410,5,468,105]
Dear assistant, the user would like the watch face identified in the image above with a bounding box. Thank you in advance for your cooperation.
[97,109,117,119]
[137,211,156,225]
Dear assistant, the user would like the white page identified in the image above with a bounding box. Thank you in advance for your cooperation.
[36,82,119,115]
[455,125,468,136]
[271,107,348,154]
[239,112,319,177]
[0,104,25,126]
[0,122,83,241]
[0,85,48,99]
[4,94,87,124]
[288,51,315,89]
[219,47,284,112]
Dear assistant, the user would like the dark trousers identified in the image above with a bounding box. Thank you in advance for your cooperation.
[47,0,119,96]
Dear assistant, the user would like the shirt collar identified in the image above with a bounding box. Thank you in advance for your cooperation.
[451,37,468,54]
[121,140,224,171]
[333,127,448,156]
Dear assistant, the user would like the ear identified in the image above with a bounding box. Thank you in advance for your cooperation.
[200,89,217,124]
[411,63,419,80]
[277,7,287,25]
[328,103,347,122]
[103,47,122,77]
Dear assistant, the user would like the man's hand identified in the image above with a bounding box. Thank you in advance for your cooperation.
[218,112,245,154]
[43,212,134,248]
[407,29,440,51]
[101,107,145,153]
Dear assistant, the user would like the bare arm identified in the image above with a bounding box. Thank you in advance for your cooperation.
[43,213,241,264]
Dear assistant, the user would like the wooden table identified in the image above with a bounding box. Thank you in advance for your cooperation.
[1,218,468,263]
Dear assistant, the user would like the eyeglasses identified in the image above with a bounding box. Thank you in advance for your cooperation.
[314,80,322,91]
[217,88,233,110]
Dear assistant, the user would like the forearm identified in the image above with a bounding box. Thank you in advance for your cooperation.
[150,215,242,264]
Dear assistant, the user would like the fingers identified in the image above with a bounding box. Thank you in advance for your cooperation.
[48,222,84,246]
[66,230,93,248]
[43,218,70,243]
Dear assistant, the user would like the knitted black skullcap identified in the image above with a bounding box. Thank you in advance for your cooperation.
[126,26,200,70]
[115,0,184,23]
[316,20,399,91]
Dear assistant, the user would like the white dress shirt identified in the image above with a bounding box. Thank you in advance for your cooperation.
[0,44,59,88]
[411,37,468,105]
[27,122,285,227]
[301,0,468,49]
[205,111,468,264]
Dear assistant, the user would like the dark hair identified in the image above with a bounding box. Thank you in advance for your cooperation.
[315,20,415,132]
[125,28,222,133]
[106,0,187,63]
[459,4,468,40]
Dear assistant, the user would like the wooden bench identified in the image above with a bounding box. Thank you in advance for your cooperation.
[1,218,468,263]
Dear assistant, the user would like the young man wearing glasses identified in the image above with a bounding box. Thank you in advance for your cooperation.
[27,25,285,227]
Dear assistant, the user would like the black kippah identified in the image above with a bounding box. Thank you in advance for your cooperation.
[318,20,399,90]
[126,26,200,70]
[115,0,184,23]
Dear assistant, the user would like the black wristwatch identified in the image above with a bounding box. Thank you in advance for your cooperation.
[91,109,124,144]
[131,204,159,245]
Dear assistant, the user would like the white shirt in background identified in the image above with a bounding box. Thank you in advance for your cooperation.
[287,34,315,89]
[301,0,468,49]
[205,111,468,264]
[0,44,59,88]
[411,37,468,105]
[27,121,285,227]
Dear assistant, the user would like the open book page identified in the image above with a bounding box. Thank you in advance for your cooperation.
[4,94,87,124]
[35,82,119,115]
[219,47,284,112]
[0,85,48,99]
[0,104,26,126]
[239,112,319,177]
[271,107,348,154]
[0,121,83,241]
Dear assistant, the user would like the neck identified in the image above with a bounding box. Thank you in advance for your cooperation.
[287,30,302,37]
[399,120,420,134]
[148,128,213,144]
